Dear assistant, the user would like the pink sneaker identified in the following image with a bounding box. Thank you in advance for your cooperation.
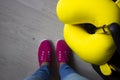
[38,40,53,66]
[56,40,71,66]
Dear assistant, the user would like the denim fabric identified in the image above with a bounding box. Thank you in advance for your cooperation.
[24,65,50,80]
[59,64,88,80]
[63,73,88,80]
[24,76,43,80]
[24,64,88,80]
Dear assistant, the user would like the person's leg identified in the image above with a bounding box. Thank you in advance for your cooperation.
[24,40,53,80]
[24,65,50,80]
[59,63,88,80]
[56,40,88,80]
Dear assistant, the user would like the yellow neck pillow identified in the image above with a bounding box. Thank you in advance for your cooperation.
[56,0,120,65]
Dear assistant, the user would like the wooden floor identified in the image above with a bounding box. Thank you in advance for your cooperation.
[0,0,103,80]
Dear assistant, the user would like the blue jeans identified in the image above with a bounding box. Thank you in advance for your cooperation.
[24,64,88,80]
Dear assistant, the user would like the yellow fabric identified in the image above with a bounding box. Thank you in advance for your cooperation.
[64,24,116,65]
[56,0,120,26]
[116,0,120,8]
[100,63,112,76]
[56,0,120,65]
